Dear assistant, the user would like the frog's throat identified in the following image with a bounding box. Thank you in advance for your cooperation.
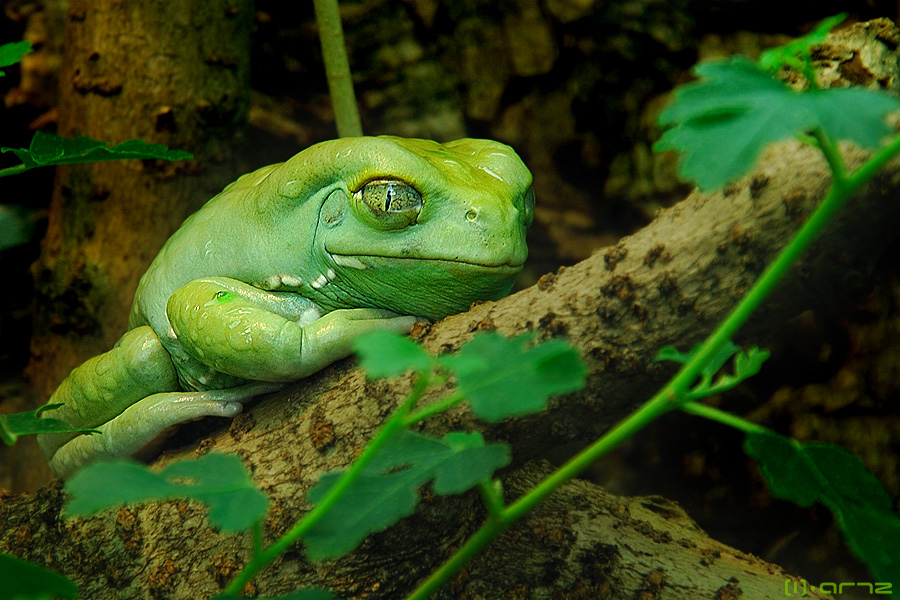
[322,253,523,320]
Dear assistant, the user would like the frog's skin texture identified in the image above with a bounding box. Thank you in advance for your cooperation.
[39,136,534,478]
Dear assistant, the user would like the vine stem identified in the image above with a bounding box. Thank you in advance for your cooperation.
[313,0,363,138]
[681,401,769,434]
[403,390,466,427]
[224,372,432,596]
[405,129,900,600]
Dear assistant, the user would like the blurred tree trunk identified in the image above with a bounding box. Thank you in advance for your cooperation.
[9,0,252,492]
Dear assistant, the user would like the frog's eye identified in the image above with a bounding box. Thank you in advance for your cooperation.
[522,186,535,228]
[353,179,423,230]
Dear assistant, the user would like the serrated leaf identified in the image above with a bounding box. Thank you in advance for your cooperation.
[745,431,900,586]
[353,330,434,378]
[64,453,267,533]
[656,341,741,376]
[656,342,769,401]
[0,403,99,446]
[0,551,78,600]
[758,13,846,74]
[703,341,741,378]
[365,430,509,496]
[429,432,509,495]
[654,345,691,364]
[440,333,586,422]
[732,346,770,380]
[0,40,32,76]
[1,130,192,172]
[655,56,900,189]
[305,471,421,560]
[304,430,510,560]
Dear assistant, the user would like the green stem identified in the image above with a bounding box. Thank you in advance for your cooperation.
[403,390,466,427]
[224,372,431,596]
[405,512,507,600]
[477,479,505,518]
[0,164,28,178]
[663,150,849,403]
[313,0,363,137]
[812,127,849,186]
[407,391,668,600]
[680,401,769,435]
[846,130,900,190]
[407,129,900,599]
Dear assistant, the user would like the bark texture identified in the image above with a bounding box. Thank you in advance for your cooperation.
[13,0,252,490]
[1,18,898,600]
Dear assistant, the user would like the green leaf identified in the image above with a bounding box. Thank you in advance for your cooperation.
[440,333,586,422]
[653,345,691,364]
[368,430,509,495]
[0,40,32,76]
[304,430,510,560]
[1,130,192,172]
[0,403,99,446]
[656,342,769,402]
[655,56,900,189]
[353,330,434,378]
[64,453,268,533]
[758,13,846,74]
[732,346,770,381]
[0,551,78,600]
[745,431,900,586]
[305,471,419,561]
[656,341,739,377]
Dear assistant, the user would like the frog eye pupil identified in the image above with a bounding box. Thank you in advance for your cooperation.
[354,179,423,229]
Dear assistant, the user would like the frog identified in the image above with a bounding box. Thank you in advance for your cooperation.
[38,136,534,478]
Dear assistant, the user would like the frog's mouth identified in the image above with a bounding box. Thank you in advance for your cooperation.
[327,253,524,320]
[329,252,524,272]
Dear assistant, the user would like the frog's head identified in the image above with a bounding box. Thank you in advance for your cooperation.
[265,136,533,320]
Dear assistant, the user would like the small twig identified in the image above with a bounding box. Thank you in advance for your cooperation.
[313,0,363,138]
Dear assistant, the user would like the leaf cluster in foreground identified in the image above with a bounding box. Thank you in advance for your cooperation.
[65,453,268,533]
[655,56,900,189]
[305,430,510,560]
[746,432,900,587]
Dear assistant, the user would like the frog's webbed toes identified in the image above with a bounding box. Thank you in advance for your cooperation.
[48,382,280,479]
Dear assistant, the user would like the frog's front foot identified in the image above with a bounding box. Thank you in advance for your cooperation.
[165,278,419,381]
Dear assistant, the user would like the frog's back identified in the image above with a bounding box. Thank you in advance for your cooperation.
[128,162,288,333]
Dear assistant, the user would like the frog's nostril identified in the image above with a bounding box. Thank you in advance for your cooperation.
[465,208,478,222]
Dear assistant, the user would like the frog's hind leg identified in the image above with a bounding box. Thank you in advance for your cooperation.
[39,325,278,478]
[47,382,278,479]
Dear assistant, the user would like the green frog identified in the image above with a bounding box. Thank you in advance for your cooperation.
[39,136,534,478]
